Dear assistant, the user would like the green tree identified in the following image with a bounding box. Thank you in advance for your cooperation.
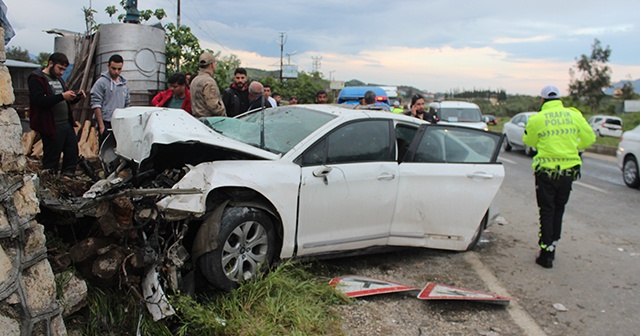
[569,39,612,113]
[105,5,118,22]
[165,23,202,74]
[619,81,637,100]
[6,46,33,62]
[83,6,99,33]
[36,52,52,68]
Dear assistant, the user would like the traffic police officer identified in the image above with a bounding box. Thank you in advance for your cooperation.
[523,85,595,268]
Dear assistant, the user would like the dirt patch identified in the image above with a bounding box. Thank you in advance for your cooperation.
[315,233,524,335]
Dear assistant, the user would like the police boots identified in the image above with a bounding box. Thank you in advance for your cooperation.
[536,250,553,269]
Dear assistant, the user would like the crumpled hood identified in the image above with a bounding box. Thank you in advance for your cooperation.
[111,107,280,164]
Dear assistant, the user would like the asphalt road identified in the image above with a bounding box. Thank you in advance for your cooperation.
[481,149,640,336]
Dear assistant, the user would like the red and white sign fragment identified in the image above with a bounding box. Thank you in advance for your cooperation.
[417,282,513,305]
[329,276,418,298]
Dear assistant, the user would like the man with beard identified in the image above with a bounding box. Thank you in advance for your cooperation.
[222,67,250,117]
[28,52,85,176]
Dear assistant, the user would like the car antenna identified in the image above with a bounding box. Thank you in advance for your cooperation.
[259,96,266,149]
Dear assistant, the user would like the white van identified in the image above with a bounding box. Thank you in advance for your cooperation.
[587,115,623,137]
[428,101,488,130]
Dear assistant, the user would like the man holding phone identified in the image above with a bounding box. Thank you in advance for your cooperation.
[28,52,85,176]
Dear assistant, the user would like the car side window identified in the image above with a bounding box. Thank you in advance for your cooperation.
[299,120,392,166]
[408,126,502,163]
[395,124,418,161]
[512,115,523,124]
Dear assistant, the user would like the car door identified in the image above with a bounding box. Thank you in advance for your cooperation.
[296,119,398,255]
[504,114,521,145]
[389,125,505,251]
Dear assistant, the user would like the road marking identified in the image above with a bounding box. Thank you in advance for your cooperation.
[464,252,548,336]
[499,157,517,164]
[573,181,609,194]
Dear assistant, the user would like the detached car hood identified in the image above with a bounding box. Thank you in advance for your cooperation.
[111,107,280,164]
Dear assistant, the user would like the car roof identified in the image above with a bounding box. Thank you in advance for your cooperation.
[430,101,480,108]
[338,86,388,98]
[591,114,622,120]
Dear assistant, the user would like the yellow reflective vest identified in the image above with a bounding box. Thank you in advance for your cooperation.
[523,100,595,171]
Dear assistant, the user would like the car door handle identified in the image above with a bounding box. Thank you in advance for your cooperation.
[466,172,494,180]
[313,166,333,185]
[313,166,332,177]
[377,173,396,181]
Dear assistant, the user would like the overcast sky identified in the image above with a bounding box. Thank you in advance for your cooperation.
[5,0,640,95]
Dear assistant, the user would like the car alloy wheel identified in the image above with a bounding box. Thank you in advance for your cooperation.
[623,157,640,188]
[199,207,277,291]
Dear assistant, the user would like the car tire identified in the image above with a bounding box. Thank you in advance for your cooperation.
[199,206,278,291]
[503,137,512,152]
[466,211,488,251]
[622,156,640,188]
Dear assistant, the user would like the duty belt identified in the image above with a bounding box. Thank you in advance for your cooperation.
[535,166,581,180]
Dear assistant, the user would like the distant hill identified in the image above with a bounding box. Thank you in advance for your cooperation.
[604,79,640,95]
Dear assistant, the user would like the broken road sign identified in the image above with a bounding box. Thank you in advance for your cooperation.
[417,282,513,305]
[329,276,418,298]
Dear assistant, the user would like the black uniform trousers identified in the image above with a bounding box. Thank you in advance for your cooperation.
[534,171,574,251]
[42,121,79,175]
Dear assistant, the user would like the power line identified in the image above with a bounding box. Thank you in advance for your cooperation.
[162,0,231,53]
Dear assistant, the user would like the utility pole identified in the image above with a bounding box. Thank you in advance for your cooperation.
[277,32,287,82]
[286,51,297,65]
[311,56,322,73]
[176,0,181,72]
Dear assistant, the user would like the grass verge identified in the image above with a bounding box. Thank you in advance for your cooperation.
[67,262,350,335]
[172,262,350,336]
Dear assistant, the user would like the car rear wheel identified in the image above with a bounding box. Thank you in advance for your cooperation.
[622,156,640,188]
[199,207,278,291]
[503,137,512,152]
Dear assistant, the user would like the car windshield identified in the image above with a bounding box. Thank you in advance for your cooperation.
[439,108,483,122]
[202,106,336,154]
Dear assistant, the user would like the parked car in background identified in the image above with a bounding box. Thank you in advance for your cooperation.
[588,115,623,137]
[87,105,505,291]
[502,112,537,156]
[428,101,487,129]
[616,124,640,188]
[482,115,498,125]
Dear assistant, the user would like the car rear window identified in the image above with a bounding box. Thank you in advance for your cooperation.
[606,118,622,126]
[438,108,482,122]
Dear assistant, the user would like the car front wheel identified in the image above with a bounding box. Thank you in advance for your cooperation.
[199,207,278,291]
[622,156,640,188]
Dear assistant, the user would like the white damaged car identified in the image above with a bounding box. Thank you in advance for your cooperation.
[85,105,505,291]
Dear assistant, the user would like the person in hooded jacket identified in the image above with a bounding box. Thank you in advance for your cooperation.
[90,54,130,144]
[28,52,85,175]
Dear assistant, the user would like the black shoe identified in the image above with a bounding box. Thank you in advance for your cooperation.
[536,250,553,269]
[549,249,555,261]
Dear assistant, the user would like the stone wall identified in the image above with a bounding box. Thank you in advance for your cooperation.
[0,27,68,336]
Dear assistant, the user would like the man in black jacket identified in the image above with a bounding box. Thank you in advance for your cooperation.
[28,52,85,175]
[222,68,250,117]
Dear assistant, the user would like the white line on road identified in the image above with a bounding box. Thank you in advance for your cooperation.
[573,181,609,194]
[499,157,518,164]
[464,252,548,336]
